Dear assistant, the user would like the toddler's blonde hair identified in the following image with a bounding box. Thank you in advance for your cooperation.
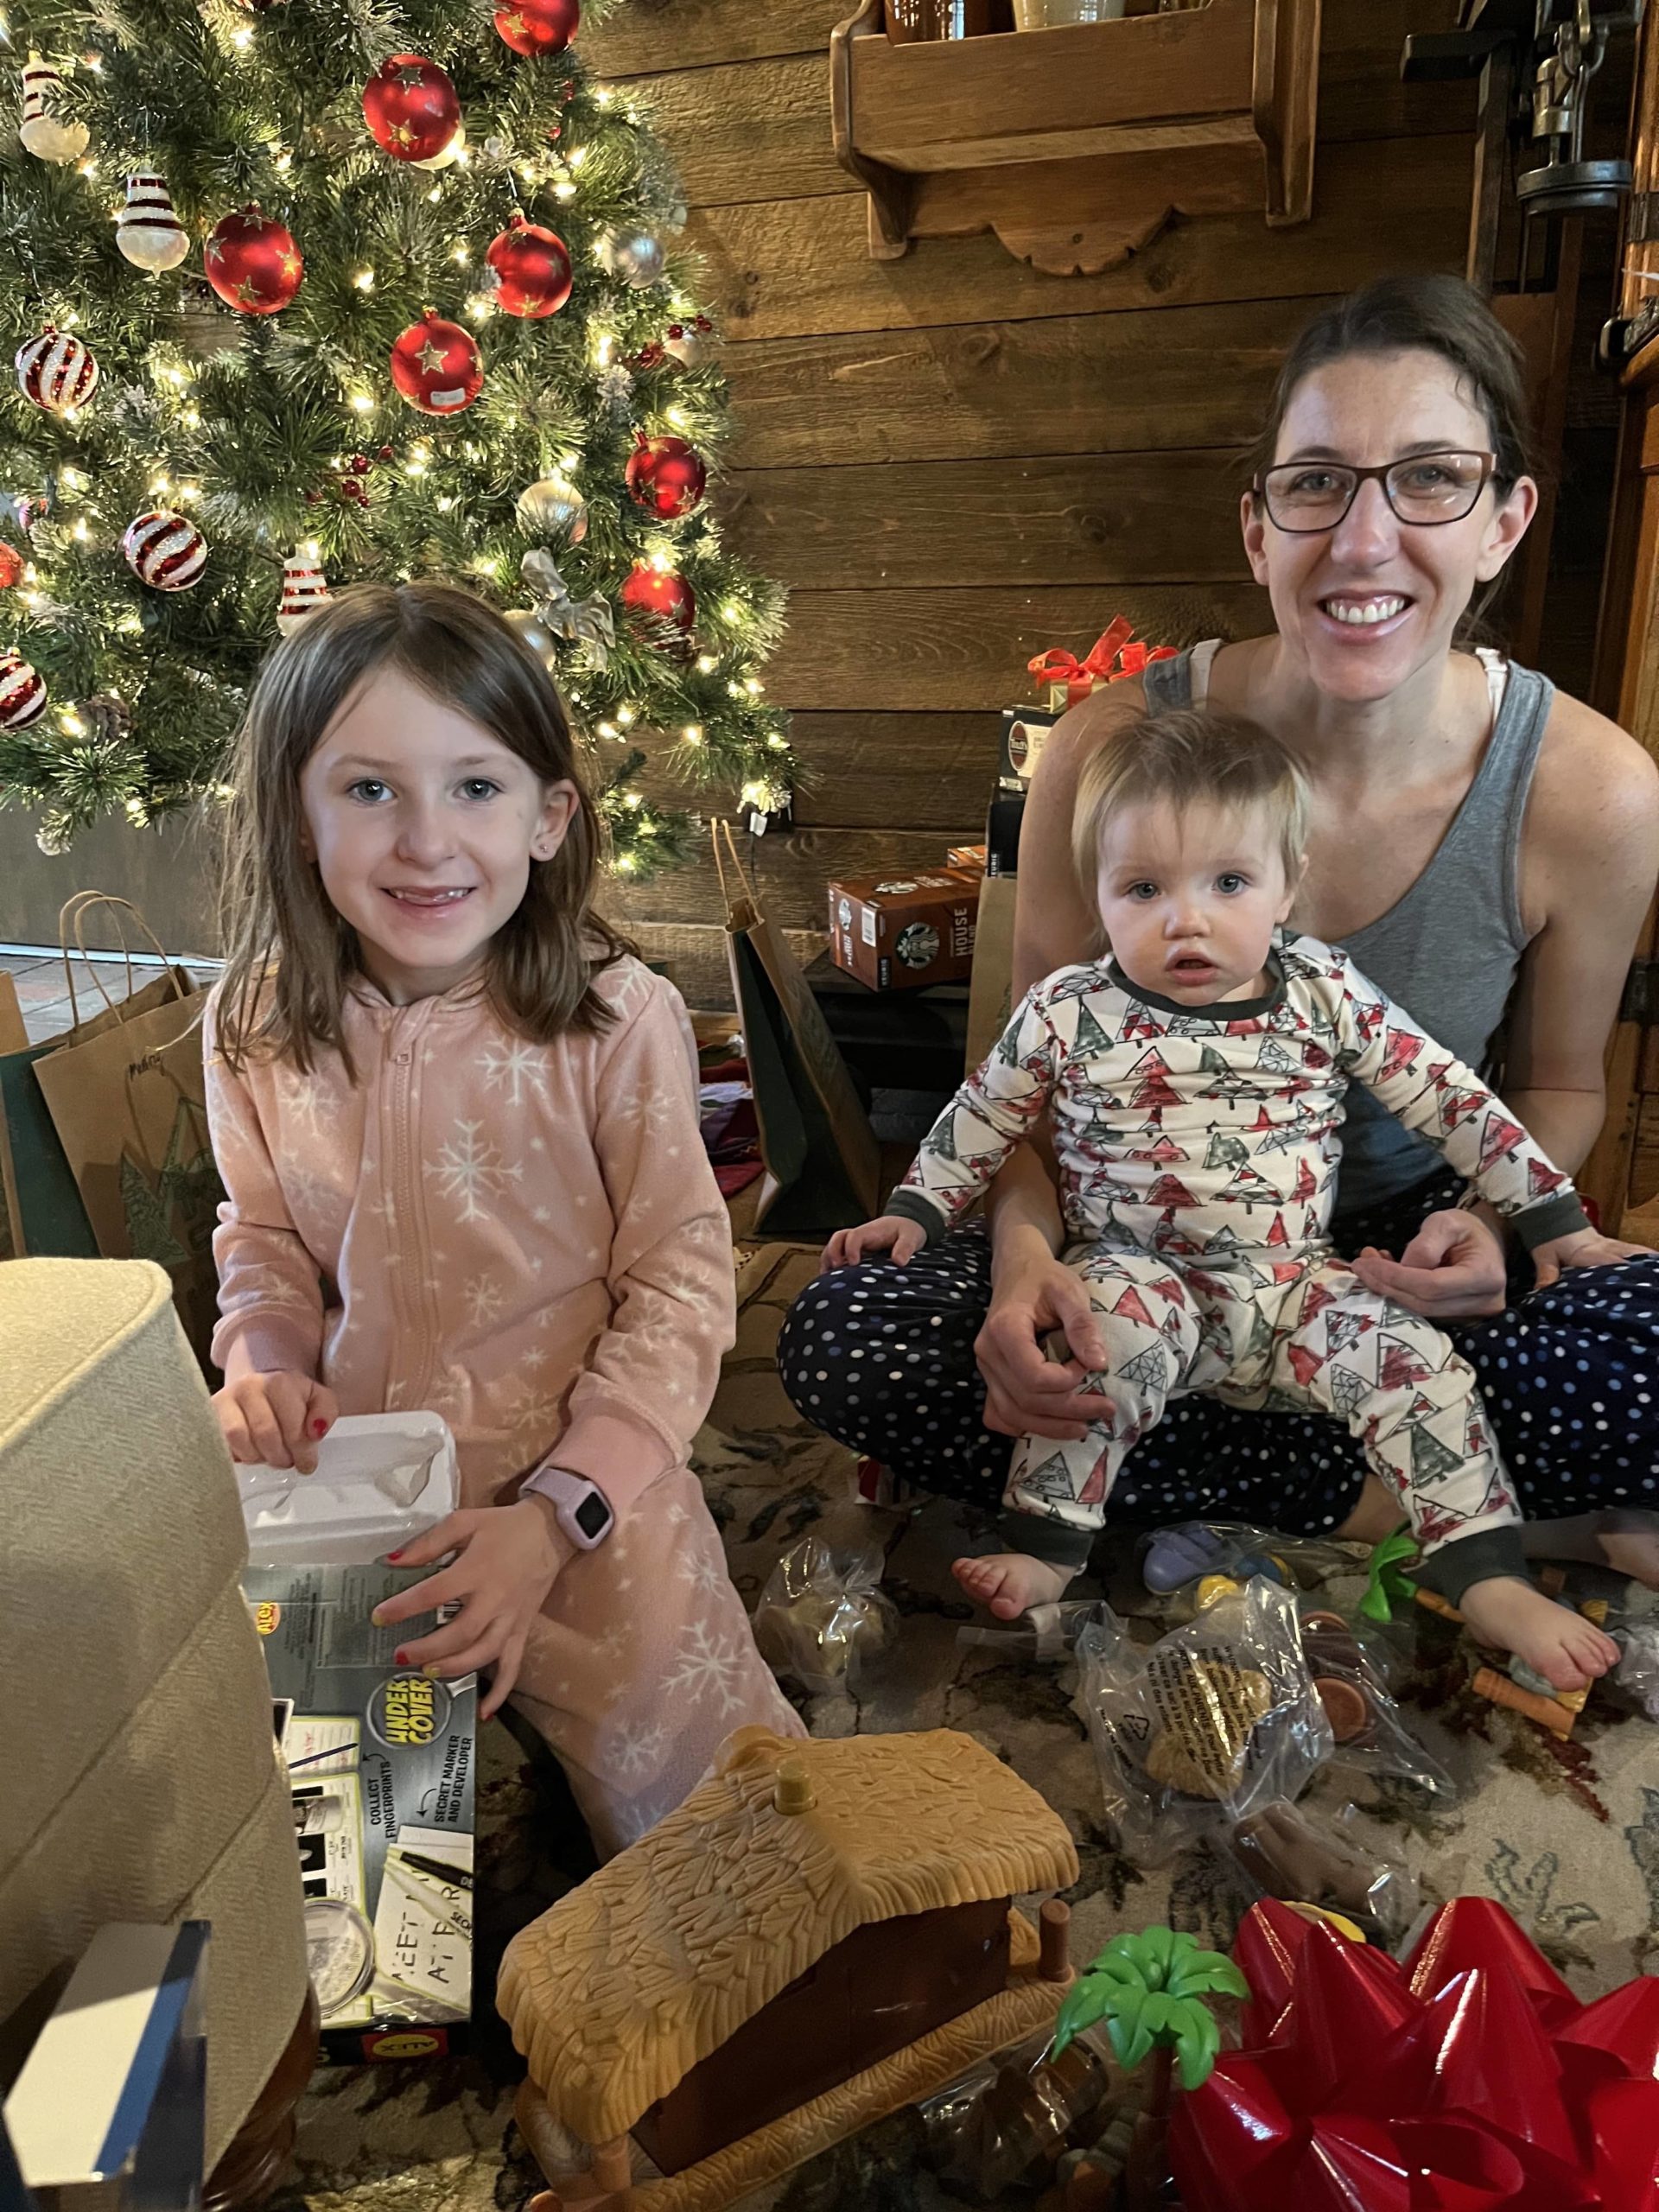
[1071,706,1310,893]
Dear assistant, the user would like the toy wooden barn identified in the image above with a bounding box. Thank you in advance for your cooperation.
[500,1725,1081,2210]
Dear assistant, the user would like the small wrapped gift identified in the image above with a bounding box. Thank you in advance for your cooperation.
[1172,1896,1659,2212]
[1027,615,1177,712]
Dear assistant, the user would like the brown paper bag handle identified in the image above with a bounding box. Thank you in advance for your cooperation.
[711,817,761,914]
[56,893,181,1028]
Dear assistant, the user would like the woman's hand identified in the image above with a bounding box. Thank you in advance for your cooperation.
[372,1497,573,1722]
[1530,1225,1651,1290]
[822,1214,926,1271]
[1348,1207,1509,1320]
[975,1230,1114,1440]
[212,1370,339,1473]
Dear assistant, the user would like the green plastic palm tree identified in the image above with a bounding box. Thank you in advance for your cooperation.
[1359,1522,1421,1624]
[1051,1927,1249,2210]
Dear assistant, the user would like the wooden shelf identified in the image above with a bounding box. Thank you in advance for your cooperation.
[830,0,1321,274]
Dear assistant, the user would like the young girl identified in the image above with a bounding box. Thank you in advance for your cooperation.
[205,580,800,1855]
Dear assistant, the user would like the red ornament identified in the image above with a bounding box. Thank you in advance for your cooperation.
[485,215,572,320]
[620,562,696,635]
[16,327,99,413]
[204,207,303,315]
[493,0,580,57]
[389,312,482,416]
[347,453,372,475]
[378,445,396,461]
[0,543,23,590]
[0,649,46,731]
[123,508,207,591]
[626,433,707,521]
[362,54,461,164]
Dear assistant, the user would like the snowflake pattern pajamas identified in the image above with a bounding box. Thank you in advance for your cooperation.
[205,957,800,1856]
[887,936,1589,1601]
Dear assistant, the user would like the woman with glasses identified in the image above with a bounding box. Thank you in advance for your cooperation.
[780,273,1659,1589]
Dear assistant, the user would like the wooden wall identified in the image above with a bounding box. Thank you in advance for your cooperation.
[587,0,1478,1007]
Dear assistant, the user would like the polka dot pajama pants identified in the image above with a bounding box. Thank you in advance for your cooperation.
[776,1167,1659,1535]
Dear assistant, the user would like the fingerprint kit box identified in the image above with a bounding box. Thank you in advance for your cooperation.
[827,869,981,993]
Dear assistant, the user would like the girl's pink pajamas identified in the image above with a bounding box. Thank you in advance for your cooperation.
[206,956,799,1853]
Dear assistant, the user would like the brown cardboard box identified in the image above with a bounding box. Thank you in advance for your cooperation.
[828,870,980,992]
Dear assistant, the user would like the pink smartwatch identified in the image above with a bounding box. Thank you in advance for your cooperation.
[520,1463,614,1550]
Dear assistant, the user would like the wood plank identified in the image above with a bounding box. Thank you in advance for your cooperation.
[628,712,1003,830]
[622,920,827,1010]
[722,448,1252,588]
[765,582,1268,708]
[583,0,842,78]
[689,132,1468,341]
[612,1,1469,210]
[722,295,1315,469]
[611,827,981,930]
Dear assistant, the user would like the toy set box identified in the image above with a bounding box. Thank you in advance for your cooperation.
[827,870,981,993]
[245,1558,476,2064]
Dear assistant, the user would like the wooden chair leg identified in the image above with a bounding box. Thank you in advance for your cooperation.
[203,1986,320,2212]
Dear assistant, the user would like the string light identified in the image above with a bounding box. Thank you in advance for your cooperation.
[426,185,442,203]
[767,733,787,749]
[683,723,702,743]
[746,677,763,695]
[302,539,320,560]
[597,721,618,739]
[451,244,469,264]
[60,709,86,735]
[594,85,613,105]
[232,25,253,50]
[149,474,170,495]
[349,392,373,414]
[696,653,716,674]
[72,518,89,540]
[354,269,375,291]
[617,705,635,726]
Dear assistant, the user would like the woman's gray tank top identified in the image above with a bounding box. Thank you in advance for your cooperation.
[1141,641,1552,1214]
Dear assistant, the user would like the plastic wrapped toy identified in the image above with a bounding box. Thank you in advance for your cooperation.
[1076,1580,1333,1861]
[920,2022,1114,2200]
[752,1535,899,1694]
[1141,1520,1357,1599]
[1221,1798,1421,1942]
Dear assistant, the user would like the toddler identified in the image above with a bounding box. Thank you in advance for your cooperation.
[830,709,1632,1691]
[206,581,798,1854]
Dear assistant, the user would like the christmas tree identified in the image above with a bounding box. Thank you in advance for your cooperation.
[0,0,795,874]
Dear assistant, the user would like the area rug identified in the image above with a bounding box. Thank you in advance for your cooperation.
[276,1243,1659,2212]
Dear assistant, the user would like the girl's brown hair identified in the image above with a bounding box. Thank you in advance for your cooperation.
[1071,707,1311,894]
[214,579,630,1075]
[1243,273,1537,495]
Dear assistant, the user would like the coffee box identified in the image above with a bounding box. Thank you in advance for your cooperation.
[828,870,980,992]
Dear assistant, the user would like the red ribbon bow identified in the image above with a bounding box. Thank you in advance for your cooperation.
[1027,616,1176,705]
[1171,1897,1659,2211]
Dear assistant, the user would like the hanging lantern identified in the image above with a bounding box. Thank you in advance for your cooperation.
[276,545,331,636]
[16,327,99,415]
[204,207,303,315]
[18,53,88,165]
[116,171,191,272]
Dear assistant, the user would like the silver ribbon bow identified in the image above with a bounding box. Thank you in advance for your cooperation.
[522,549,615,664]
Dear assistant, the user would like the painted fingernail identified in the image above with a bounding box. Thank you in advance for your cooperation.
[423,1662,443,1679]
[394,1648,411,1666]
[311,1417,328,1438]
[385,1548,404,1562]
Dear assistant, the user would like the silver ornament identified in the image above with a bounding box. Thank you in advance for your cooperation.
[505,607,558,666]
[519,549,616,667]
[597,226,665,290]
[515,474,588,542]
[663,325,703,369]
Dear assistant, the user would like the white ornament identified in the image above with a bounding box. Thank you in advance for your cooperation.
[663,325,704,368]
[116,171,190,272]
[19,53,88,165]
[122,508,207,591]
[276,546,330,636]
[597,360,633,410]
[15,327,99,414]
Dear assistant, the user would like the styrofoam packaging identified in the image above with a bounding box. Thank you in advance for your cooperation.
[237,1411,459,1567]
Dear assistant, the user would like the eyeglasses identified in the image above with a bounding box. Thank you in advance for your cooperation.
[1255,450,1497,533]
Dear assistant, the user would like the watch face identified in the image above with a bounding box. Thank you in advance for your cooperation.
[575,1489,610,1540]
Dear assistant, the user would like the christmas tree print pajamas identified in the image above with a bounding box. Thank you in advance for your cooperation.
[887,934,1589,1603]
[204,957,800,1857]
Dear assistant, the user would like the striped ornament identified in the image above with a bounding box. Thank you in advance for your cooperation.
[15,327,99,414]
[276,547,330,636]
[0,649,47,731]
[116,172,190,272]
[18,51,88,164]
[122,509,207,592]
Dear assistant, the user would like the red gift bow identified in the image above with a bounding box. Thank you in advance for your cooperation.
[1027,616,1177,706]
[1170,1897,1659,2212]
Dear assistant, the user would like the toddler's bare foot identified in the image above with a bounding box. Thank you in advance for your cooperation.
[1457,1575,1622,1693]
[953,1552,1076,1621]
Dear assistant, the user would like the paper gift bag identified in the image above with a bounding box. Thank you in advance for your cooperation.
[713,822,880,1238]
[964,872,1019,1072]
[30,896,224,1367]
